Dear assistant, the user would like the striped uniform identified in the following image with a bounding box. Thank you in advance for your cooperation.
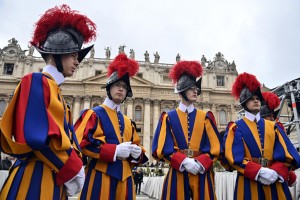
[0,72,83,200]
[152,108,221,200]
[224,117,300,200]
[75,105,147,200]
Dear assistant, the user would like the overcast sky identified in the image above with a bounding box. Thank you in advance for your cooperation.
[0,0,299,88]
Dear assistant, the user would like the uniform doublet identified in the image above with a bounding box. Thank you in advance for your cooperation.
[224,115,300,200]
[0,70,82,200]
[152,105,221,200]
[75,100,146,200]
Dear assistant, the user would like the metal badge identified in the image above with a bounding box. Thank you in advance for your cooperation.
[259,158,269,167]
[187,149,193,158]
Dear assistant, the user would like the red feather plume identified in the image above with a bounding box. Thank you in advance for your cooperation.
[262,92,280,110]
[169,61,203,83]
[30,4,97,47]
[107,54,139,78]
[231,72,261,99]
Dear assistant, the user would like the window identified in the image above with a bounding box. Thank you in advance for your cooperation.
[3,63,14,75]
[0,100,7,117]
[134,105,142,121]
[95,70,102,75]
[219,110,227,125]
[217,76,225,86]
[162,75,171,83]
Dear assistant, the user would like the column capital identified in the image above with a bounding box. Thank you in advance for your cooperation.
[126,97,134,104]
[74,96,82,103]
[84,95,91,101]
[144,98,151,104]
[153,99,160,106]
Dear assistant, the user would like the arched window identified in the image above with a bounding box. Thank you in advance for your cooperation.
[0,100,7,117]
[219,110,227,125]
[134,105,142,121]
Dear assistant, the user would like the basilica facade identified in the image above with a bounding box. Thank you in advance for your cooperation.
[0,38,240,162]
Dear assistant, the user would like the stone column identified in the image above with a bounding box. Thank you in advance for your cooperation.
[143,98,151,162]
[73,96,82,122]
[153,99,160,131]
[83,96,91,110]
[126,98,133,119]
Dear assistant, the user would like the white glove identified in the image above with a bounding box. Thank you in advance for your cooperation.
[64,167,85,196]
[115,142,132,160]
[257,167,278,185]
[130,144,142,159]
[257,176,273,185]
[182,158,200,175]
[195,160,205,174]
[278,174,284,183]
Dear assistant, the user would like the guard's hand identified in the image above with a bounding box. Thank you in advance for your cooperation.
[116,142,132,159]
[64,167,85,196]
[182,158,200,175]
[130,144,142,159]
[257,167,278,185]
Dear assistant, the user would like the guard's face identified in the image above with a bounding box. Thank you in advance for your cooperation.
[110,80,128,104]
[61,52,79,77]
[184,85,199,102]
[246,95,261,114]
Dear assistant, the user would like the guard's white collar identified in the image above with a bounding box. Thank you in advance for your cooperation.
[103,97,121,112]
[42,65,65,85]
[178,102,195,113]
[245,110,261,122]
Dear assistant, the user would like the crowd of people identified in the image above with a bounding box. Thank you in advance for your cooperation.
[0,4,300,200]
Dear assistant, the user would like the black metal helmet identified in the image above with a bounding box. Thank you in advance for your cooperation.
[34,28,94,63]
[175,74,202,95]
[30,4,96,72]
[169,61,203,98]
[102,54,139,100]
[260,92,280,118]
[232,72,264,107]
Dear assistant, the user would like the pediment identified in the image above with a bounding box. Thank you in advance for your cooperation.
[82,73,154,87]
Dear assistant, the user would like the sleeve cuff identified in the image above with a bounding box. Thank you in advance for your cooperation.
[100,143,117,163]
[270,162,289,181]
[170,152,186,171]
[288,171,297,186]
[194,154,213,172]
[244,161,261,181]
[56,149,83,185]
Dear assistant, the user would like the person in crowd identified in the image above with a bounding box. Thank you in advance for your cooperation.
[0,4,96,199]
[152,60,222,200]
[224,72,300,200]
[134,168,144,194]
[75,53,148,200]
[261,91,297,188]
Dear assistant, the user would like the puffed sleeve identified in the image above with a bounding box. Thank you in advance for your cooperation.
[129,120,148,164]
[194,111,222,171]
[1,73,82,185]
[224,122,261,180]
[152,113,186,170]
[269,123,300,181]
[74,109,112,161]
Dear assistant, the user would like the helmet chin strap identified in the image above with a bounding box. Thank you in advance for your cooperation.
[53,55,64,73]
[180,91,191,102]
